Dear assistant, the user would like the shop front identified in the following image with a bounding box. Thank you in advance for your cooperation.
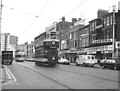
[85,45,113,60]
[58,50,77,63]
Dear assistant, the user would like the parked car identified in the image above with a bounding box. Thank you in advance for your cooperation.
[58,58,70,65]
[76,55,97,67]
[99,58,120,70]
[26,58,35,62]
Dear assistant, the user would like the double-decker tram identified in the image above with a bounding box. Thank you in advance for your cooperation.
[34,23,59,66]
[35,39,59,66]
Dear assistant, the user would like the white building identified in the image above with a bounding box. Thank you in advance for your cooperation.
[1,33,18,57]
[1,33,10,51]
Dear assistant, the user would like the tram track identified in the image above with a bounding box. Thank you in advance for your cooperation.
[15,63,76,90]
[15,62,119,89]
[57,67,119,83]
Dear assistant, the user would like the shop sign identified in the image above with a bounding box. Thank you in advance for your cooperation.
[86,45,113,53]
[87,51,96,54]
[92,39,112,44]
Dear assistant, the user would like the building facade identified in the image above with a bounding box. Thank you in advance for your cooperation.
[1,33,10,51]
[56,17,72,50]
[1,33,18,51]
[77,25,89,54]
[34,32,46,48]
[1,33,18,57]
[86,9,120,60]
[25,41,35,59]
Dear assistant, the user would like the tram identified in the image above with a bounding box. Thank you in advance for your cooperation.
[34,23,59,66]
[15,50,25,62]
[35,39,59,66]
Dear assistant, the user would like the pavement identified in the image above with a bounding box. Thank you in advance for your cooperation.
[0,65,10,84]
[0,65,5,90]
[0,66,6,83]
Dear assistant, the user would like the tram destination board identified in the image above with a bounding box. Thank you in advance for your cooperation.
[43,41,59,47]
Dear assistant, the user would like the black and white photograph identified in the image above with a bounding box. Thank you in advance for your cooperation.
[0,0,120,91]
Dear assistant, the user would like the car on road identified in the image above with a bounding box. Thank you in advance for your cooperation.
[58,58,70,65]
[99,58,120,70]
[76,55,97,67]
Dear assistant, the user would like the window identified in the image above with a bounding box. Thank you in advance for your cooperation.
[104,18,106,26]
[69,32,74,39]
[107,17,109,26]
[74,32,76,38]
[51,33,56,39]
[110,16,113,25]
[95,21,96,27]
[90,25,92,31]
[91,56,94,59]
[92,22,94,30]
[88,56,90,59]
[106,30,110,39]
[109,29,113,39]
[69,33,72,39]
[74,40,77,48]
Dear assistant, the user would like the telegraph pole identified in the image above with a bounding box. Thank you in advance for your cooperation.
[0,0,3,64]
[112,5,116,59]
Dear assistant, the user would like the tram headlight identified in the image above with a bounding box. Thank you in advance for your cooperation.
[52,57,55,60]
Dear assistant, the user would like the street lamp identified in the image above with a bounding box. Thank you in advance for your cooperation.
[112,5,116,59]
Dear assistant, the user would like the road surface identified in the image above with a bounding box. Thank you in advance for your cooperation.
[1,61,119,90]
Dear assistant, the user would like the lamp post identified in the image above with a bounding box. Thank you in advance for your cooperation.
[112,5,116,59]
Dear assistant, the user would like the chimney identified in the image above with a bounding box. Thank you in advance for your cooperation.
[72,18,77,26]
[78,18,81,21]
[97,9,109,19]
[62,16,65,22]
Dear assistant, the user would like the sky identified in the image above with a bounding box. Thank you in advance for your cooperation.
[1,0,120,44]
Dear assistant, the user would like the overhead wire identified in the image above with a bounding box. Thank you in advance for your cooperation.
[2,5,39,17]
[55,0,88,24]
[65,0,88,17]
[2,0,88,43]
[61,0,88,25]
[19,0,49,36]
[3,5,59,19]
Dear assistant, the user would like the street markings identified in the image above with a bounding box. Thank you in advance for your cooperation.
[2,66,17,85]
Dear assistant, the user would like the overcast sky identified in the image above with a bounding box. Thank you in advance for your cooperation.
[1,0,119,44]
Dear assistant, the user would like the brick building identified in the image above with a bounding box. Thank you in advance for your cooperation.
[77,25,89,54]
[86,9,120,60]
[56,17,72,50]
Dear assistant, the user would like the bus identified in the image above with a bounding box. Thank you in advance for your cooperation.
[2,51,13,65]
[35,39,59,66]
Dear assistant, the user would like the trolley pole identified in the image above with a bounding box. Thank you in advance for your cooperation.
[112,5,116,59]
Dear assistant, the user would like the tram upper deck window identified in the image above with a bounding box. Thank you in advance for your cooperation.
[50,33,56,39]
